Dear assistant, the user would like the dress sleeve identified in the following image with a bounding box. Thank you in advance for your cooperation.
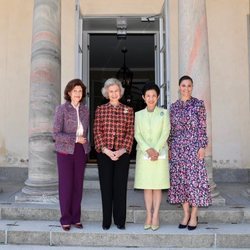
[134,112,150,152]
[154,109,171,152]
[122,107,134,153]
[197,100,208,149]
[53,105,76,144]
[93,106,105,152]
[167,106,173,151]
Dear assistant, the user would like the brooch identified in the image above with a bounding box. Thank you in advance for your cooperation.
[124,108,128,114]
[160,111,164,116]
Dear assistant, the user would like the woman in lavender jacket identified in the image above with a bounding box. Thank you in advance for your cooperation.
[53,79,90,231]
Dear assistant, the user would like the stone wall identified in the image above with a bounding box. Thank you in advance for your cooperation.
[0,0,249,171]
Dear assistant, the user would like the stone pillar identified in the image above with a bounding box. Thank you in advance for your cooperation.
[16,0,61,202]
[178,0,223,203]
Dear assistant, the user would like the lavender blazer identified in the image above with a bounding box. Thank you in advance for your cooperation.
[53,101,90,154]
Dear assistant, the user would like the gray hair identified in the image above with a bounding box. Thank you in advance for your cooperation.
[101,78,125,99]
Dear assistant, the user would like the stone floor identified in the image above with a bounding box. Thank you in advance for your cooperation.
[0,181,250,249]
[0,247,244,250]
[1,181,250,207]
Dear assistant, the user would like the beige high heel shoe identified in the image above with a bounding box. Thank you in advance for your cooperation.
[144,224,151,230]
[151,225,160,231]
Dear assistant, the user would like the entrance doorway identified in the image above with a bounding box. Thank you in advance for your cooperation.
[88,34,155,160]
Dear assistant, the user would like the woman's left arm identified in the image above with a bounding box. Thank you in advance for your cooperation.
[122,107,134,153]
[154,109,171,152]
[197,100,208,150]
[80,107,90,146]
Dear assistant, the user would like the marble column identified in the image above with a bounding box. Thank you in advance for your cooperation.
[178,0,223,203]
[16,0,61,202]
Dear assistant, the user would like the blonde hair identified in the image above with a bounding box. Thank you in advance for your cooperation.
[101,78,125,99]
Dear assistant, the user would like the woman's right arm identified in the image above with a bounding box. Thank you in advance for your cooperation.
[53,105,76,144]
[134,112,150,152]
[93,106,105,152]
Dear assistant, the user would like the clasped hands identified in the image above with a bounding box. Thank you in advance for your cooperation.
[102,147,126,161]
[146,148,159,161]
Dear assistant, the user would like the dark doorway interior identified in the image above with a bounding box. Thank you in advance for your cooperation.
[89,34,155,161]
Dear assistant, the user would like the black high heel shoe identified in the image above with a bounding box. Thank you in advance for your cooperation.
[178,217,190,229]
[178,223,188,229]
[188,216,198,231]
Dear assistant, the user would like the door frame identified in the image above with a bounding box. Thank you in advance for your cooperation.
[82,29,160,108]
[75,1,171,108]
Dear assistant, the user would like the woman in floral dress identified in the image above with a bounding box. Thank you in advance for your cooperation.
[168,75,212,230]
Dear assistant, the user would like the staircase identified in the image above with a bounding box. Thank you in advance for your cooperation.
[0,163,250,248]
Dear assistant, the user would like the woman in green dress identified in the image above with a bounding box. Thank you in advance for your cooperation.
[134,82,170,231]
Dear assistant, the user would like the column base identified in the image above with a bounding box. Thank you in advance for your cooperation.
[245,188,250,197]
[209,179,225,206]
[205,156,225,205]
[211,195,225,206]
[15,178,58,203]
[15,191,58,203]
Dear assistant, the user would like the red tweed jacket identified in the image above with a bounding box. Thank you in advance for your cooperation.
[93,102,134,153]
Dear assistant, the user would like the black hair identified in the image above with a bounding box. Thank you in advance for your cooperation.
[179,75,193,86]
[142,82,160,97]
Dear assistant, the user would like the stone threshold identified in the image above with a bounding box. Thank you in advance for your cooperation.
[0,220,250,248]
[1,204,250,224]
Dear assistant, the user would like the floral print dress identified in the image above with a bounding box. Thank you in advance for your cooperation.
[168,97,212,207]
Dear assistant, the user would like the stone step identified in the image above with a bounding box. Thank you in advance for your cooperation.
[2,189,246,223]
[0,247,243,250]
[0,220,250,248]
[1,203,250,224]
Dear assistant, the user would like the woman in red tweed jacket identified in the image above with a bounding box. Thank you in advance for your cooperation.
[94,78,134,230]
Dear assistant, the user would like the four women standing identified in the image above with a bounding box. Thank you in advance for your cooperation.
[53,75,211,231]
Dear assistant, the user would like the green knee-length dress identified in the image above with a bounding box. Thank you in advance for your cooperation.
[134,107,170,190]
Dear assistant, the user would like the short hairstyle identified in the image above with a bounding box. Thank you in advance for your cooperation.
[179,75,193,86]
[101,78,125,99]
[64,79,86,102]
[142,82,160,97]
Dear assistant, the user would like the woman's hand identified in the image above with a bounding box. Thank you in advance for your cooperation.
[197,148,205,160]
[146,148,159,161]
[77,136,87,144]
[102,148,119,161]
[113,148,126,159]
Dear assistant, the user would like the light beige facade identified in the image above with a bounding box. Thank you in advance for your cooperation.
[0,0,249,172]
[0,0,33,167]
